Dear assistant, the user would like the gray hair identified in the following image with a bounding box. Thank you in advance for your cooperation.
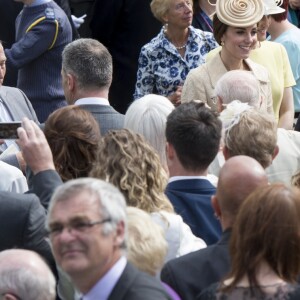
[215,70,261,108]
[124,94,174,169]
[0,251,56,300]
[47,178,127,241]
[62,38,112,91]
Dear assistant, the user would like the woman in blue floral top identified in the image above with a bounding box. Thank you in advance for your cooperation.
[133,0,218,105]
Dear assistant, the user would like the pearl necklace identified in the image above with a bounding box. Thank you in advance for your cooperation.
[163,25,188,51]
[175,44,187,50]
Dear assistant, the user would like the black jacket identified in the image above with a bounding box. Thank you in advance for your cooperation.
[161,230,231,300]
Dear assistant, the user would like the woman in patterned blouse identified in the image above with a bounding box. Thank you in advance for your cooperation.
[133,0,218,106]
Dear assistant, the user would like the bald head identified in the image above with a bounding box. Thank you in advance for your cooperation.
[0,249,56,300]
[215,156,268,228]
[215,70,261,111]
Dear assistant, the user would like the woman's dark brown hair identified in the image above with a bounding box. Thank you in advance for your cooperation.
[44,105,101,182]
[271,0,288,22]
[213,13,228,45]
[223,184,300,293]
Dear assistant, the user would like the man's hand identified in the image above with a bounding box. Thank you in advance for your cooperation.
[16,118,55,175]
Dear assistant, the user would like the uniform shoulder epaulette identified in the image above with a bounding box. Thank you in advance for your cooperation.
[25,7,59,50]
[44,7,56,20]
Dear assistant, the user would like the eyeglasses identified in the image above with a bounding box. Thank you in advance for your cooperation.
[47,218,112,238]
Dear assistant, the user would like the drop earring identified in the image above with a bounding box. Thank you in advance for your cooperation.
[164,22,168,34]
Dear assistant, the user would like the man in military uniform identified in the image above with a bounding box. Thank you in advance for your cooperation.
[5,0,72,122]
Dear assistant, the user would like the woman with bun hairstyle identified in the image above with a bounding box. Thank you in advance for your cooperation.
[206,0,295,129]
[90,129,206,262]
[182,0,273,115]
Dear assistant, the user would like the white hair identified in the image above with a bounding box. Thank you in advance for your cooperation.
[0,250,56,300]
[125,94,174,169]
[215,70,261,108]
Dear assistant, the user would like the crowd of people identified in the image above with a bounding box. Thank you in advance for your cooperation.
[1,0,300,299]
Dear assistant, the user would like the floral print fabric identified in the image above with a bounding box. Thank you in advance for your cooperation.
[133,26,218,100]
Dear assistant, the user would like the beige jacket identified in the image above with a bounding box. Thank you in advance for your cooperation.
[181,53,273,114]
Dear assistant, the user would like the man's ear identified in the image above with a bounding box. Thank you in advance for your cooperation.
[272,145,279,161]
[223,145,230,161]
[217,96,223,113]
[114,221,125,248]
[67,73,75,92]
[166,142,174,160]
[211,195,221,218]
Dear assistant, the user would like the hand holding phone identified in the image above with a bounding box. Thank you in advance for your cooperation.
[0,122,22,139]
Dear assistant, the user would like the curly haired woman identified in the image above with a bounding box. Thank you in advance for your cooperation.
[90,129,206,261]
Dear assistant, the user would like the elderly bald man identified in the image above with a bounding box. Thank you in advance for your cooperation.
[209,70,300,186]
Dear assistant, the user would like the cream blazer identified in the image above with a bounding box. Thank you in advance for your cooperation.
[181,53,273,114]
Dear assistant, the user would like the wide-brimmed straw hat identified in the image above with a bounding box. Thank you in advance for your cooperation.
[216,0,265,27]
[263,0,285,15]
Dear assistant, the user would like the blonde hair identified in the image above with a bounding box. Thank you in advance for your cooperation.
[151,0,173,23]
[224,109,277,168]
[90,129,174,213]
[126,207,168,276]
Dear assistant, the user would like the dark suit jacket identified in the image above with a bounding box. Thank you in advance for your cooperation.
[0,169,62,275]
[78,104,124,135]
[29,169,63,209]
[90,0,161,113]
[108,262,172,300]
[161,230,231,300]
[165,179,222,245]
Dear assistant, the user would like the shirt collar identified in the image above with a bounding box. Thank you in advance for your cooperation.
[75,97,110,106]
[157,26,194,54]
[168,175,209,183]
[82,256,127,300]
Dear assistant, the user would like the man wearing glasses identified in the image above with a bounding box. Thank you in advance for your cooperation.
[46,178,172,300]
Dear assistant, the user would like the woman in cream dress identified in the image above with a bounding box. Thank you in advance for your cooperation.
[181,0,273,115]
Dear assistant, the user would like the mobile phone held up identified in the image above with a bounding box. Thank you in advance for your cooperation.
[0,122,22,139]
